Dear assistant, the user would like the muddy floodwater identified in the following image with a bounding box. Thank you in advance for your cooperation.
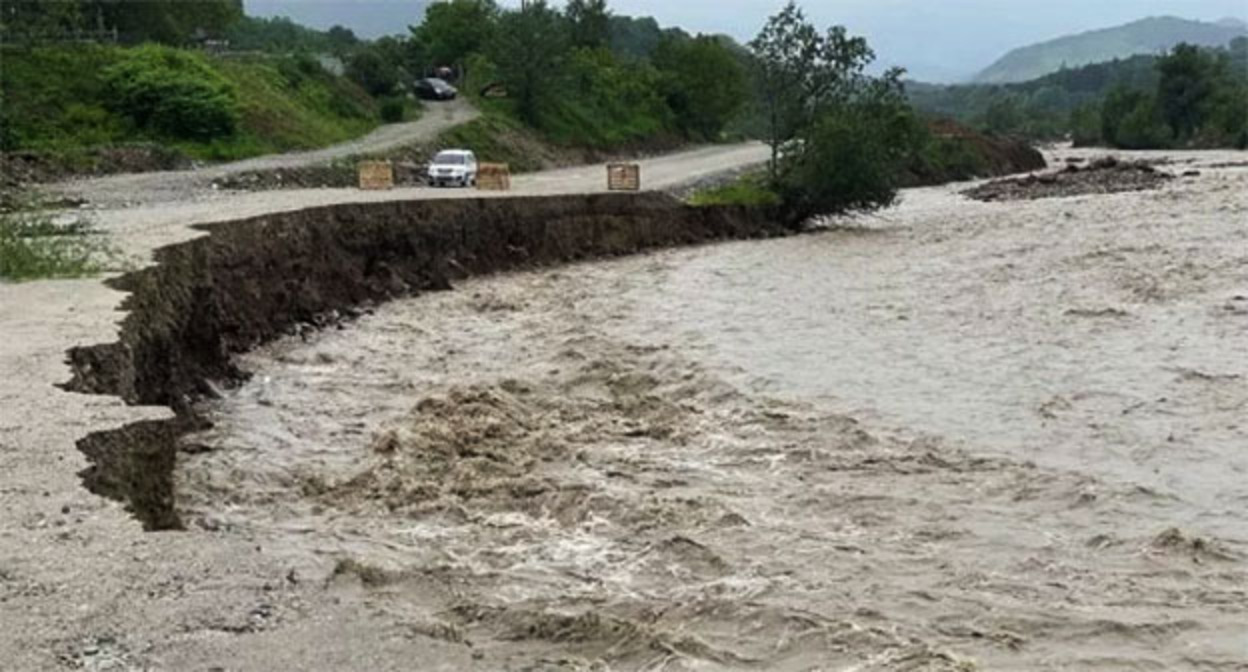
[184,150,1248,671]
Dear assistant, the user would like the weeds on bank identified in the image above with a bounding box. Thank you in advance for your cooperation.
[0,196,121,281]
[688,173,781,207]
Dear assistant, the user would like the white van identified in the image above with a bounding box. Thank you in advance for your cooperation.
[427,149,478,188]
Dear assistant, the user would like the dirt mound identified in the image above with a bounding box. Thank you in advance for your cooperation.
[963,156,1174,201]
[902,119,1047,187]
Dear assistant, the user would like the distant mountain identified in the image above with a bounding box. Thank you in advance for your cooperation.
[973,16,1247,84]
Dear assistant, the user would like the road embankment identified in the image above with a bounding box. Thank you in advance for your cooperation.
[61,193,787,529]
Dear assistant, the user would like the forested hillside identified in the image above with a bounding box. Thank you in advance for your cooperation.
[0,0,752,167]
[910,37,1248,148]
[974,16,1247,84]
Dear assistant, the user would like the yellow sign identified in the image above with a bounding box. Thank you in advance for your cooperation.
[477,163,512,191]
[607,163,641,191]
[357,161,394,190]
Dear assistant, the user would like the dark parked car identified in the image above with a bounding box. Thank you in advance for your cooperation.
[414,78,457,101]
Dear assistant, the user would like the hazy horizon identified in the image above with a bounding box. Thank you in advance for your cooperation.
[245,0,1248,82]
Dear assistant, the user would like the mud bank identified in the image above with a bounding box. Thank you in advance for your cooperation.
[63,194,785,530]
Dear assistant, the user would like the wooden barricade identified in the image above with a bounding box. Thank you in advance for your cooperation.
[607,163,641,191]
[476,163,512,191]
[357,160,394,190]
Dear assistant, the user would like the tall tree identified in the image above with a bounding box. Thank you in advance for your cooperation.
[326,25,359,57]
[88,0,243,44]
[1156,43,1218,140]
[491,0,567,125]
[410,0,499,69]
[0,0,83,42]
[748,1,876,182]
[565,0,609,49]
[750,2,916,224]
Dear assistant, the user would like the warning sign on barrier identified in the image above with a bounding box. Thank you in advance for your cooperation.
[607,163,641,191]
[358,160,394,190]
[476,163,512,191]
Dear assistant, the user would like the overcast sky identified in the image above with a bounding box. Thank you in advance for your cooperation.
[247,0,1248,81]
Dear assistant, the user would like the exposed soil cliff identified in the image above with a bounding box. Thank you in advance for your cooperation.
[62,194,785,530]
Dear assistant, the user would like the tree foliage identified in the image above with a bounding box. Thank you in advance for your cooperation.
[653,35,747,140]
[1157,43,1219,140]
[749,2,914,224]
[566,0,610,49]
[490,1,568,126]
[1,0,243,44]
[102,45,238,140]
[911,38,1247,148]
[749,2,877,182]
[346,48,399,97]
[410,0,499,69]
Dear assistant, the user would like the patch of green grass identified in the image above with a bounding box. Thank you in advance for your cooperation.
[688,174,781,207]
[0,197,120,281]
[1,46,388,164]
[434,112,549,173]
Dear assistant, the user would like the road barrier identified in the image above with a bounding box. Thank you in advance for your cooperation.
[358,161,394,190]
[477,163,512,191]
[607,163,641,191]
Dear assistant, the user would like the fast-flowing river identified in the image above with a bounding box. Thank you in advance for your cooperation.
[184,149,1248,671]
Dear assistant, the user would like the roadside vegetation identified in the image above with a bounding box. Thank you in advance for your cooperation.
[0,44,383,164]
[687,174,781,208]
[909,37,1248,149]
[0,198,118,281]
[397,0,750,151]
[2,0,1042,227]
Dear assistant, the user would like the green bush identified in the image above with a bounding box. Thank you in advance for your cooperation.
[102,45,238,141]
[911,135,987,182]
[346,48,398,97]
[1116,98,1172,149]
[1069,102,1102,147]
[379,97,406,123]
[1102,87,1171,149]
[777,101,919,224]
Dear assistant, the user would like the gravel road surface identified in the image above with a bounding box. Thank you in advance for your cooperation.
[49,98,480,209]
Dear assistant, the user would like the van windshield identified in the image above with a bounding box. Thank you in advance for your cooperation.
[433,154,466,165]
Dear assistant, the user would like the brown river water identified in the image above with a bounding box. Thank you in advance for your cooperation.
[183,150,1248,671]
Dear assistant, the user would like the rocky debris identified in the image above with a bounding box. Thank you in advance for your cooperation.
[213,161,430,191]
[1149,528,1241,563]
[0,145,191,189]
[963,156,1174,202]
[1224,294,1248,315]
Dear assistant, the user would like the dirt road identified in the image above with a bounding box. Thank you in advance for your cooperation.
[86,141,771,253]
[48,98,480,209]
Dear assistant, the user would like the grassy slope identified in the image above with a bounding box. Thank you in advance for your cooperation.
[430,100,681,174]
[1,45,382,163]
